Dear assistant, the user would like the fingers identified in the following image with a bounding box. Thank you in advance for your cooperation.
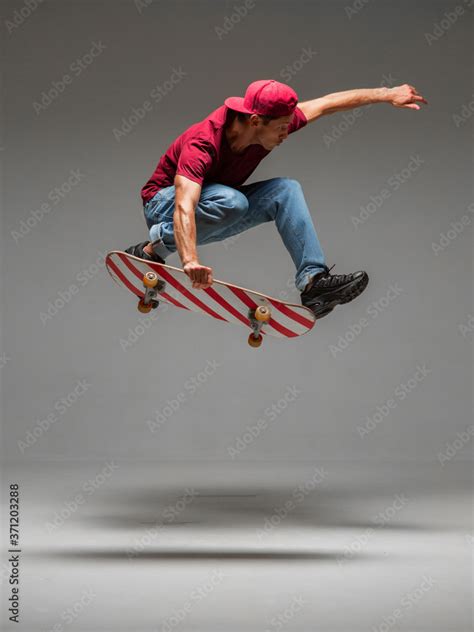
[192,281,212,289]
[186,265,213,289]
[191,276,212,289]
[408,84,428,105]
[393,85,427,109]
[415,95,428,104]
[205,267,213,287]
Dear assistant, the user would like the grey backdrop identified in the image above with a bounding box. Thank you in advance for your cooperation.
[1,1,472,631]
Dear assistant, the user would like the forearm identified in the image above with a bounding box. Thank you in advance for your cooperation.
[173,176,202,265]
[299,87,391,122]
[299,84,426,122]
[319,87,391,114]
[173,202,198,265]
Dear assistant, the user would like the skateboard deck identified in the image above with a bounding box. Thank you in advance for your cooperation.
[106,251,316,347]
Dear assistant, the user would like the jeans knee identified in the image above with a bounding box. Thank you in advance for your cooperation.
[205,189,248,223]
[275,177,303,193]
[225,189,249,214]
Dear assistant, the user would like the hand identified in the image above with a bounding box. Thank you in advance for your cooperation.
[387,84,428,110]
[183,260,213,289]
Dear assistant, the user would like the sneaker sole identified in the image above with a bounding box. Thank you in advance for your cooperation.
[312,303,337,319]
[337,273,369,304]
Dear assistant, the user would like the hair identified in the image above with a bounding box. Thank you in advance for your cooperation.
[233,111,274,125]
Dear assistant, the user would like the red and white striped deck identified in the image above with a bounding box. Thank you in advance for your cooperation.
[106,251,316,340]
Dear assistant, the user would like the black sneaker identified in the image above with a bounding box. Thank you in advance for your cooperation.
[301,265,369,319]
[125,241,164,264]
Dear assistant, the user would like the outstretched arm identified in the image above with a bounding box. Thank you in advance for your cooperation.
[298,84,428,123]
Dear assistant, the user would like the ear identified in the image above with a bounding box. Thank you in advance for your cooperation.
[249,113,261,126]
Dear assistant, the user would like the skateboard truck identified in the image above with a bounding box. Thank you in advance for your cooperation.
[137,271,166,313]
[247,304,271,348]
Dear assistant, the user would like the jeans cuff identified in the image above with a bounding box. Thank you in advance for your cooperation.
[149,226,173,259]
[296,266,327,292]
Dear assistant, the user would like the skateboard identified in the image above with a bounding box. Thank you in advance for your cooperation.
[106,251,316,348]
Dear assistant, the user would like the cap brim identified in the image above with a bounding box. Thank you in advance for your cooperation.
[224,96,253,114]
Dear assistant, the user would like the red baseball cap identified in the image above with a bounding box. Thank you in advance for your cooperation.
[225,79,298,118]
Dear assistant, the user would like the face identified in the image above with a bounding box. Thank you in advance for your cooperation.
[251,114,293,150]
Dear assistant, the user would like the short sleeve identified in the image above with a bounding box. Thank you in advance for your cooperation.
[176,138,214,185]
[288,106,308,134]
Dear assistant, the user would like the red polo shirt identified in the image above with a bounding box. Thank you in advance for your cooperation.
[141,105,307,204]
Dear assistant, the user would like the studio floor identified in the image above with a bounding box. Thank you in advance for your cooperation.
[2,459,472,631]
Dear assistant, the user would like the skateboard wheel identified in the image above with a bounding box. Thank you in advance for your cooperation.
[137,299,152,314]
[143,271,159,288]
[248,333,263,348]
[255,305,271,323]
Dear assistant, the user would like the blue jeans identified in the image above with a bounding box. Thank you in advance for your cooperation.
[143,177,327,291]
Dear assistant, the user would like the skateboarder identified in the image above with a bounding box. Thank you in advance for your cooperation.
[126,79,427,318]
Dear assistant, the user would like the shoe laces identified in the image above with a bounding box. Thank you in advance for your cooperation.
[315,264,353,288]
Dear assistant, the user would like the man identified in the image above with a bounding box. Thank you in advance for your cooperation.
[127,79,427,318]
